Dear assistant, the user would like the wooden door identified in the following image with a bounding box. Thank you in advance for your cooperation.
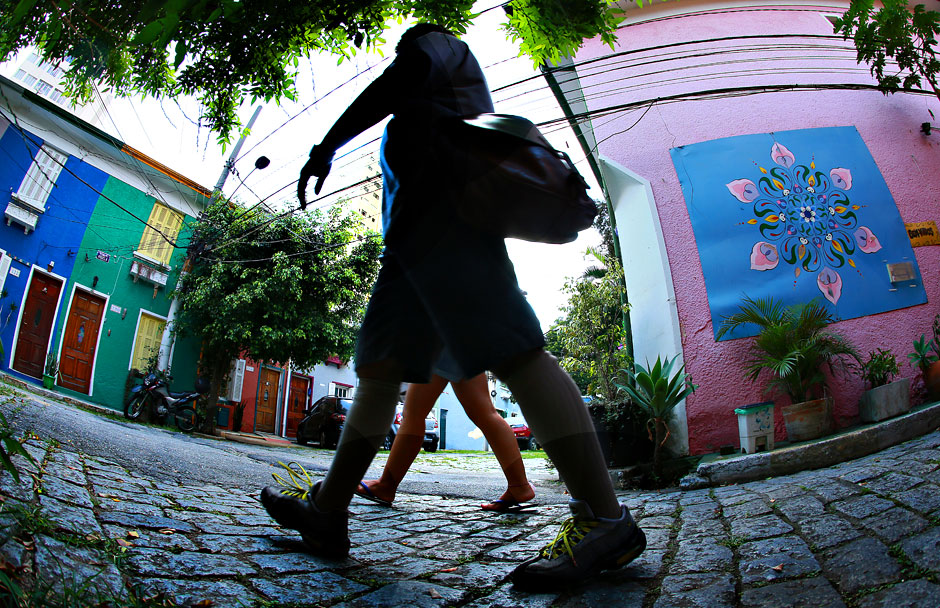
[285,376,309,438]
[12,272,61,379]
[255,367,280,433]
[130,313,166,371]
[58,290,105,394]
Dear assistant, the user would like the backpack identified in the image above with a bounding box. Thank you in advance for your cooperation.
[443,114,598,244]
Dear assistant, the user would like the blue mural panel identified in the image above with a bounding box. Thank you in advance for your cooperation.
[670,126,926,340]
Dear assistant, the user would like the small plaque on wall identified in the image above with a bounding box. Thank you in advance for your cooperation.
[886,261,916,283]
[906,221,940,247]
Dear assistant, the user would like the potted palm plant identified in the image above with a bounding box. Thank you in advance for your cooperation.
[858,348,910,422]
[717,296,859,442]
[615,354,697,475]
[43,352,58,390]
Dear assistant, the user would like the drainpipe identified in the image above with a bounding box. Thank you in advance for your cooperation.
[280,359,291,437]
[540,58,634,363]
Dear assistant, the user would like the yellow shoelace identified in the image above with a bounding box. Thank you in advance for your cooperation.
[271,461,315,500]
[540,517,599,565]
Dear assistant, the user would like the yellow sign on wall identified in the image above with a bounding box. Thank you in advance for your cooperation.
[906,221,940,247]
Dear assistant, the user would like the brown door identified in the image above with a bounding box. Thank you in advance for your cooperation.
[255,367,280,433]
[285,376,309,438]
[58,290,105,394]
[12,272,62,379]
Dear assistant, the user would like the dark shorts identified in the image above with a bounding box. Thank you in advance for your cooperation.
[355,223,545,384]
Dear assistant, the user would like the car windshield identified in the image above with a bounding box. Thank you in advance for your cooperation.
[336,399,352,414]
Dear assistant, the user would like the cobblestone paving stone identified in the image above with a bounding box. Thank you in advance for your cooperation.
[1,429,939,607]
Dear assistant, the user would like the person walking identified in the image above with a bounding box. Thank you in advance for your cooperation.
[260,23,646,589]
[355,371,535,511]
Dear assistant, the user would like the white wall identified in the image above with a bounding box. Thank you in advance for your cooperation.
[599,156,690,457]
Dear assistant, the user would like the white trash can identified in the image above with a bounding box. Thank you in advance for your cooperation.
[734,401,775,454]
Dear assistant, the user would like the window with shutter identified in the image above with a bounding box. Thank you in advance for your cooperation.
[130,313,166,371]
[136,203,183,266]
[14,145,67,211]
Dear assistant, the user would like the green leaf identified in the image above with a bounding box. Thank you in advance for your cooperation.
[132,20,164,46]
[10,0,39,25]
[174,40,188,69]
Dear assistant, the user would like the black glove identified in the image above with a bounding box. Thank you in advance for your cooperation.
[298,145,334,210]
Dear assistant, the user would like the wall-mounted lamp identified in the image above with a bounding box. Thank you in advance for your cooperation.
[46,260,55,272]
[92,276,99,289]
[121,308,127,320]
[67,249,74,257]
[921,122,932,135]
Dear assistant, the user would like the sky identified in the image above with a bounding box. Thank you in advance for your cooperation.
[0,4,603,330]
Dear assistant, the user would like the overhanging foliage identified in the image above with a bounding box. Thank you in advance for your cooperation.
[0,0,624,144]
[175,200,382,374]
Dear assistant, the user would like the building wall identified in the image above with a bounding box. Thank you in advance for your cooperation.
[51,177,196,408]
[577,0,940,454]
[0,77,208,412]
[0,125,107,376]
[308,361,358,402]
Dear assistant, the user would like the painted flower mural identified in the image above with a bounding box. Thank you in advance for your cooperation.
[671,126,926,341]
[726,142,881,305]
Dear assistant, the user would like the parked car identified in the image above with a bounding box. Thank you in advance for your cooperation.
[296,396,351,449]
[383,403,439,452]
[507,412,539,451]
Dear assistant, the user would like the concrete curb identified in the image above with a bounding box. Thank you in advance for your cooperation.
[1,372,118,417]
[219,431,293,448]
[678,401,940,489]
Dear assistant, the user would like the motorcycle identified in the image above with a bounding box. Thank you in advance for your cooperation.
[123,372,210,432]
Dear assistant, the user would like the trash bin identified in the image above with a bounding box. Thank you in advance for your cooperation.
[734,401,774,454]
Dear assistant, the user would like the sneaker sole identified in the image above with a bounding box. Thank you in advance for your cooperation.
[604,530,647,571]
[511,527,648,590]
[300,532,350,560]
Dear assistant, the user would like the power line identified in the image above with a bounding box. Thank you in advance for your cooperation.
[0,104,184,249]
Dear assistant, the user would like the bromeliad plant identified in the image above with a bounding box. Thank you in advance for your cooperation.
[909,334,939,373]
[615,355,697,473]
[716,296,860,404]
[908,314,940,373]
[860,348,901,389]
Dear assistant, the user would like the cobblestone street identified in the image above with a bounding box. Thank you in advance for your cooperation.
[2,408,939,607]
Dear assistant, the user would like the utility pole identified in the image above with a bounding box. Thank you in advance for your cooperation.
[158,106,263,371]
[211,105,263,203]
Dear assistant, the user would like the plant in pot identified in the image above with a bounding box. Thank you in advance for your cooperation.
[908,320,940,402]
[615,354,697,477]
[43,352,58,390]
[232,400,248,433]
[858,348,910,422]
[717,296,860,442]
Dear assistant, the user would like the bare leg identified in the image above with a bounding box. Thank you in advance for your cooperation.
[314,362,402,512]
[362,374,448,503]
[452,374,534,503]
[496,349,619,519]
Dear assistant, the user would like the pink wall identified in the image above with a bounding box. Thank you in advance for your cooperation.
[577,1,940,454]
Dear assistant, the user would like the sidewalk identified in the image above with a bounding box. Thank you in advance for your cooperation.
[2,422,939,605]
[10,369,936,491]
[2,375,940,606]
